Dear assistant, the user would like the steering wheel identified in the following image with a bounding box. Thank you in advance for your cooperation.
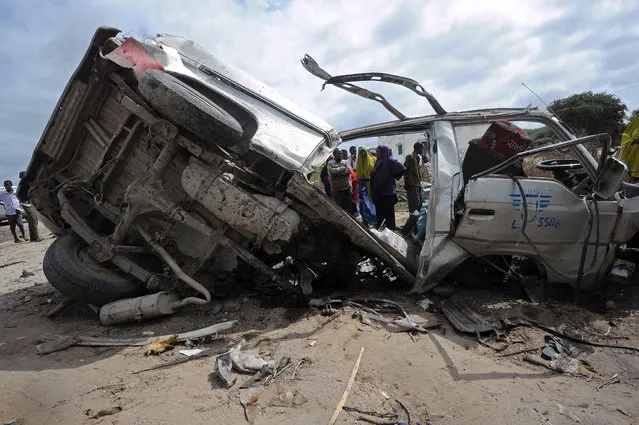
[536,159,583,171]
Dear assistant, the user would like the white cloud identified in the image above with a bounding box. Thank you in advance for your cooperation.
[1,0,638,179]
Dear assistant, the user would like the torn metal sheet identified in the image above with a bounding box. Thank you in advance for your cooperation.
[36,320,237,354]
[213,352,235,388]
[440,301,502,334]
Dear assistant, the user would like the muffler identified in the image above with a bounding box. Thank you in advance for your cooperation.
[99,292,180,325]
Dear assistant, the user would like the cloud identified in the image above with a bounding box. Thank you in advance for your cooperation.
[1,0,639,179]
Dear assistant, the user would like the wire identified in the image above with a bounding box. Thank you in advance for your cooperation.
[574,196,594,305]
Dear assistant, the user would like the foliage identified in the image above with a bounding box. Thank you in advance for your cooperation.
[548,91,627,143]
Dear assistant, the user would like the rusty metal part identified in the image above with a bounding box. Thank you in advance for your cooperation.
[56,190,154,283]
[301,55,446,119]
[135,225,211,305]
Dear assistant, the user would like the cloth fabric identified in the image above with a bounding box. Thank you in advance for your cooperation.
[403,152,421,186]
[371,145,407,197]
[0,190,23,215]
[350,168,359,204]
[356,146,377,198]
[374,193,397,230]
[406,185,422,214]
[621,114,639,178]
[320,163,331,197]
[22,203,39,242]
[17,180,30,203]
[359,183,377,224]
[348,155,357,171]
[416,200,429,241]
[332,188,353,213]
[476,120,532,162]
[462,120,531,184]
[327,159,351,191]
[7,210,25,234]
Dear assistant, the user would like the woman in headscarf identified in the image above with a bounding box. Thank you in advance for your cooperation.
[370,145,406,230]
[356,146,377,224]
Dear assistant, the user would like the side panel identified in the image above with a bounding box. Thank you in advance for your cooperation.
[454,176,619,286]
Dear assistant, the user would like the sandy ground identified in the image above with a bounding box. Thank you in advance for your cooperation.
[1,222,639,425]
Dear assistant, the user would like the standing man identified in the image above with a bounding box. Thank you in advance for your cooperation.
[348,146,358,171]
[0,180,28,243]
[403,142,424,214]
[18,171,40,242]
[327,148,353,213]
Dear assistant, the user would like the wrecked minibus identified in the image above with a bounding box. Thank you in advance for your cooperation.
[21,27,639,323]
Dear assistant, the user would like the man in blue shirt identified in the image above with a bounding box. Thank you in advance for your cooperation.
[0,180,27,243]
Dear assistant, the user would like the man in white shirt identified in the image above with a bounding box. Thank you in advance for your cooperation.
[0,180,27,243]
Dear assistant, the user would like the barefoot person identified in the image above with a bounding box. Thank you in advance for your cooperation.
[0,180,28,243]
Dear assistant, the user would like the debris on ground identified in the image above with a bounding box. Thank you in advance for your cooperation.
[84,406,122,419]
[35,335,80,355]
[179,348,204,357]
[328,346,365,425]
[144,335,178,356]
[3,419,22,425]
[417,297,433,311]
[213,352,235,388]
[597,373,620,390]
[20,270,34,278]
[557,403,582,422]
[239,387,260,424]
[36,320,237,354]
[617,408,633,418]
[441,301,502,333]
[230,340,274,372]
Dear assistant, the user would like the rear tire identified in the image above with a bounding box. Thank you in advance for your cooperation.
[138,69,244,146]
[43,234,144,305]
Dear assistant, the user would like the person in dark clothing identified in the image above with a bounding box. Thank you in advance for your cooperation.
[371,145,406,230]
[319,156,332,198]
[327,148,353,212]
[18,171,40,241]
[403,142,423,214]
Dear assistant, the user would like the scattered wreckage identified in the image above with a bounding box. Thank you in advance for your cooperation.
[21,27,639,324]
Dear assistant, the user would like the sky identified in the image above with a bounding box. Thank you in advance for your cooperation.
[1,0,639,180]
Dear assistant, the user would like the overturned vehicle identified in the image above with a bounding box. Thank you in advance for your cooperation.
[23,27,639,323]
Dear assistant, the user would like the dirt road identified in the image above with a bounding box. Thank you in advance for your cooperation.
[1,223,638,424]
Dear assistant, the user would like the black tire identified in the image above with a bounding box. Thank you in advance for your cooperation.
[138,69,243,145]
[43,234,144,305]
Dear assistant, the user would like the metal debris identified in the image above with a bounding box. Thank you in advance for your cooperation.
[36,320,237,354]
[441,301,502,333]
[179,348,204,357]
[213,352,235,388]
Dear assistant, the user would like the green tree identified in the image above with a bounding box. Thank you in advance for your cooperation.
[548,91,627,143]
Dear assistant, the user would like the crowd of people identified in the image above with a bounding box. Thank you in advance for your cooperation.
[0,171,40,243]
[320,142,426,230]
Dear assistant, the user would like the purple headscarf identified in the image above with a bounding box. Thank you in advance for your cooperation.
[371,145,406,196]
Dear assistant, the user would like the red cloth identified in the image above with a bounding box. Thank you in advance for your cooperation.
[350,168,359,203]
[472,120,532,169]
